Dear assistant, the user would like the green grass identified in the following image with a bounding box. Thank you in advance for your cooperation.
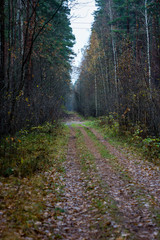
[70,123,84,127]
[82,123,160,231]
[69,120,93,128]
[84,127,132,182]
[83,120,96,128]
[75,128,126,239]
[87,119,160,165]
[75,128,97,173]
[84,126,113,159]
[0,123,69,177]
[0,124,69,239]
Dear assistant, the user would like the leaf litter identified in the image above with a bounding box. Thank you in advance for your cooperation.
[0,116,160,239]
[83,127,160,239]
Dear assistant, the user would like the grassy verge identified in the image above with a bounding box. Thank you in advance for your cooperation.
[84,127,132,182]
[86,119,160,165]
[82,125,160,233]
[0,122,69,177]
[0,124,69,239]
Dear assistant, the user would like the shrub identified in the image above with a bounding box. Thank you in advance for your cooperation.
[142,137,160,159]
[0,122,62,177]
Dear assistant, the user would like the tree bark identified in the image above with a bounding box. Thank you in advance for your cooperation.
[0,0,5,93]
[108,0,118,98]
[145,0,152,95]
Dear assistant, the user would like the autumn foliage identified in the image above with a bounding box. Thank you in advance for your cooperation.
[74,0,160,136]
[0,0,75,135]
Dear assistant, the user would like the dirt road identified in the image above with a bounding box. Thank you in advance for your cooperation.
[1,114,160,239]
[60,115,160,239]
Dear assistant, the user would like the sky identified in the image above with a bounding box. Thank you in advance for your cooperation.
[69,0,97,83]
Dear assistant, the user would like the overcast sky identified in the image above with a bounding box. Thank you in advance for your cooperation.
[69,0,97,83]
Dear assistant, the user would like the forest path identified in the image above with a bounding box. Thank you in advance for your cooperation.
[52,127,96,239]
[1,115,160,240]
[61,114,160,239]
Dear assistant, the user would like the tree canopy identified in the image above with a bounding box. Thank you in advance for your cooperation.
[75,0,160,136]
[0,0,75,135]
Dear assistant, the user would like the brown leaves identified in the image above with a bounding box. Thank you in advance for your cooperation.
[1,122,160,239]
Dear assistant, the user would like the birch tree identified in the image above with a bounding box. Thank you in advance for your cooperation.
[75,0,160,135]
[108,0,118,96]
[144,0,152,95]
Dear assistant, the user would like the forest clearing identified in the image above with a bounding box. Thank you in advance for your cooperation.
[0,113,160,240]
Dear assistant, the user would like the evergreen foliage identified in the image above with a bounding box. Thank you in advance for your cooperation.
[0,0,75,136]
[74,0,160,136]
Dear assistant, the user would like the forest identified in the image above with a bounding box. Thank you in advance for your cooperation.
[1,0,160,138]
[0,0,75,136]
[74,0,160,137]
[1,1,160,239]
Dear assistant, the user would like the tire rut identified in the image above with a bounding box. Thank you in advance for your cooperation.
[55,127,94,240]
[90,128,160,204]
[79,127,159,240]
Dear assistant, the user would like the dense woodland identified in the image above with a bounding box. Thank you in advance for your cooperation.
[74,0,160,136]
[1,0,160,138]
[0,0,75,136]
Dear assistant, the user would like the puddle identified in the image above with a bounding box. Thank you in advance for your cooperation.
[65,121,86,126]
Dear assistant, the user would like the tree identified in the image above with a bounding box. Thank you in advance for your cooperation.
[75,0,160,136]
[0,0,75,135]
[0,0,5,95]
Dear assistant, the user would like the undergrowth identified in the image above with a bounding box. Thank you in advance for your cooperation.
[0,122,69,177]
[87,115,160,164]
[84,127,132,181]
[0,124,69,239]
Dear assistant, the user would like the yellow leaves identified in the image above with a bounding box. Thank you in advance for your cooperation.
[6,92,11,98]
[16,91,24,101]
[40,19,45,25]
[20,90,24,96]
[5,136,22,144]
[25,98,31,106]
[116,235,130,240]
[12,52,17,59]
[122,108,130,118]
[47,23,52,31]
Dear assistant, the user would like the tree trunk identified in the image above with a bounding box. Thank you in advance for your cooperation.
[108,0,118,99]
[95,73,98,117]
[0,0,5,93]
[126,0,130,34]
[145,0,152,95]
